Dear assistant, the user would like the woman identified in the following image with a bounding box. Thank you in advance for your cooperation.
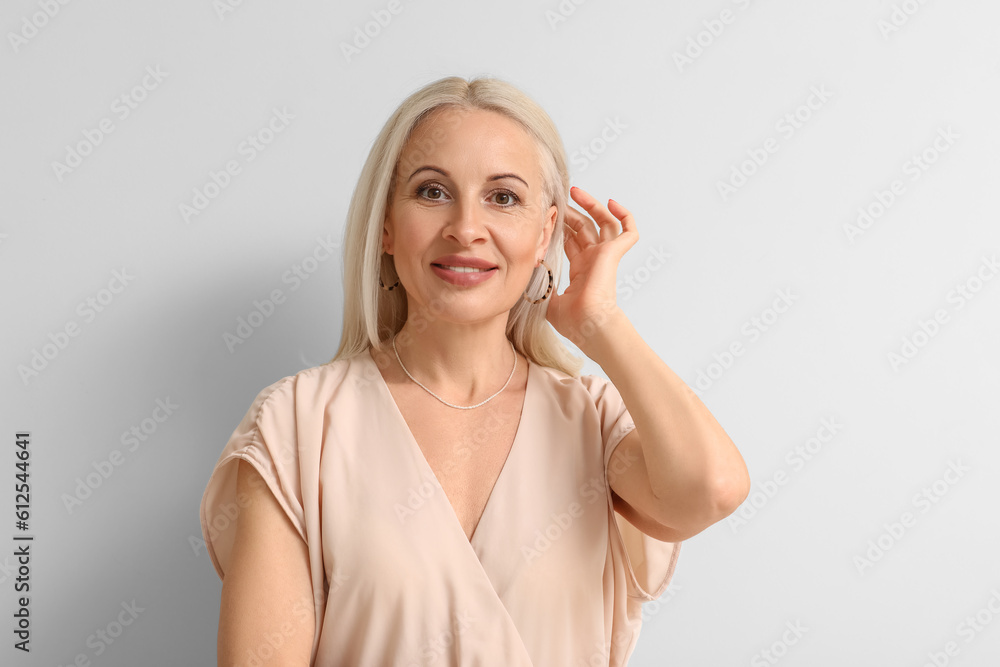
[200,75,751,666]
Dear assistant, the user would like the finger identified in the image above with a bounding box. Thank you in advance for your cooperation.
[563,227,582,262]
[607,198,638,237]
[570,186,621,240]
[563,206,600,247]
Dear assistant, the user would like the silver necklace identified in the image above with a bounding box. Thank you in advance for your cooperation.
[392,334,517,410]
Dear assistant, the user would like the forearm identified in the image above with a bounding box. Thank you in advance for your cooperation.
[579,307,751,520]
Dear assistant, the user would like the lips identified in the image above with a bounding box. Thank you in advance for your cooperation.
[431,254,498,270]
[433,265,496,273]
[430,262,498,286]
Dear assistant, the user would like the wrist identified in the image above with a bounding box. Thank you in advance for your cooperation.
[572,305,631,362]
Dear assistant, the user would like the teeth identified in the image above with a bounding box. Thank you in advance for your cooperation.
[440,265,492,273]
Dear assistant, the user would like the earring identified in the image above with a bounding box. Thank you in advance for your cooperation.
[379,250,400,291]
[521,259,553,303]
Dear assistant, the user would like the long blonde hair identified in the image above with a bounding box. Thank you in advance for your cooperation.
[330,75,584,378]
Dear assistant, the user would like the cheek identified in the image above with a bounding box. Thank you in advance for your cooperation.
[492,222,537,249]
[390,215,432,258]
[499,239,543,279]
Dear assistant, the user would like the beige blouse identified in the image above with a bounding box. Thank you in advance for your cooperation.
[200,351,681,666]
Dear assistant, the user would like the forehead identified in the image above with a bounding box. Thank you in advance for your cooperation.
[401,107,542,181]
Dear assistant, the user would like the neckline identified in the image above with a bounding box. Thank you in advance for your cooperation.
[362,348,532,546]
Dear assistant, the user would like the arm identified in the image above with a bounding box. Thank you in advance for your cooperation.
[587,307,751,541]
[218,459,315,666]
[553,188,749,540]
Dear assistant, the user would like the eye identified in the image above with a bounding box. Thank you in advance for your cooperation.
[417,183,448,201]
[491,189,521,208]
[415,182,521,208]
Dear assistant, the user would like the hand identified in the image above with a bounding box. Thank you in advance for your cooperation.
[544,186,638,352]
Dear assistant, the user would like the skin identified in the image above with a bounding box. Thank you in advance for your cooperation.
[214,104,752,664]
[217,461,315,665]
[214,107,558,665]
[380,105,750,543]
[556,188,750,541]
[380,105,557,397]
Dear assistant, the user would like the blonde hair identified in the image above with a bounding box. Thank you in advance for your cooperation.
[330,75,584,378]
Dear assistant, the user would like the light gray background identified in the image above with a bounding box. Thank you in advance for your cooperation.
[3,0,999,665]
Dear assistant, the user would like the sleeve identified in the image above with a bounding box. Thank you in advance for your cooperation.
[580,373,682,602]
[199,374,305,580]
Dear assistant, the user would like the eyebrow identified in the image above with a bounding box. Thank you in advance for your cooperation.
[407,165,529,189]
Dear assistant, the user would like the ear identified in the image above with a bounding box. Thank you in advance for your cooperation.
[538,204,557,261]
[382,215,393,255]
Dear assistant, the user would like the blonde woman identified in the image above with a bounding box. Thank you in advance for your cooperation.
[200,75,750,666]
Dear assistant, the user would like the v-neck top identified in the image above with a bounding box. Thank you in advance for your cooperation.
[380,350,528,546]
[199,351,681,666]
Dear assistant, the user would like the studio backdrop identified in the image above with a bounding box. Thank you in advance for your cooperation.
[2,0,999,665]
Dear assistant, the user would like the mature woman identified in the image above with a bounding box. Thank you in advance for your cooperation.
[200,75,750,666]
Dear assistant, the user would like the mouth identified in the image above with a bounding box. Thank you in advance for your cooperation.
[430,262,499,286]
[431,263,498,273]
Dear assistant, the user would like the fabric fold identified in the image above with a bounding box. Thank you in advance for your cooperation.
[199,353,683,666]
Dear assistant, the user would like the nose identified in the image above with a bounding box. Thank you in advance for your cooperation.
[442,194,488,246]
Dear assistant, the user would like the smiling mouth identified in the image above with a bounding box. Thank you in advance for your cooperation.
[432,264,497,273]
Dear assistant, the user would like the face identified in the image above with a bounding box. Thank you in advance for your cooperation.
[383,106,557,323]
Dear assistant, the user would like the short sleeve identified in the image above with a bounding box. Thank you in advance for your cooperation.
[580,373,682,601]
[199,375,305,579]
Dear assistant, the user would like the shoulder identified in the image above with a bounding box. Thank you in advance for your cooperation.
[533,362,613,395]
[532,362,618,410]
[247,356,360,422]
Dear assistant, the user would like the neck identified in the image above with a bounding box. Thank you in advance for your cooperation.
[385,317,520,404]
